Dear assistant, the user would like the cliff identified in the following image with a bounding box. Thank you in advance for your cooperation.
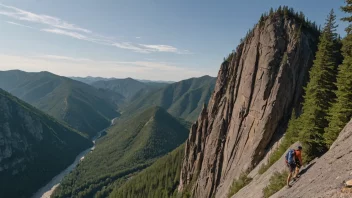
[178,12,319,198]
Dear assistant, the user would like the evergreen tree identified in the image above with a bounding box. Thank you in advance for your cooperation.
[298,10,339,159]
[324,1,352,147]
[269,7,274,15]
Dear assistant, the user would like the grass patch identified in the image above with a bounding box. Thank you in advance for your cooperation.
[258,146,287,174]
[263,171,288,198]
[227,172,253,198]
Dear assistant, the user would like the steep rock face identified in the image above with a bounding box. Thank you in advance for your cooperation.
[179,15,319,198]
[272,119,352,198]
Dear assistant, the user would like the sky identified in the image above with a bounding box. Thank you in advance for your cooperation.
[0,0,348,81]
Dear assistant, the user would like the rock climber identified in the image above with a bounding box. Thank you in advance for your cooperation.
[285,145,303,188]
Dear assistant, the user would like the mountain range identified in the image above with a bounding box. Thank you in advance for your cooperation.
[123,75,216,122]
[91,77,167,100]
[70,76,115,85]
[71,76,174,86]
[0,70,123,137]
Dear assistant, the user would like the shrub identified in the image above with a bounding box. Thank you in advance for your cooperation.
[263,171,288,198]
[227,172,253,198]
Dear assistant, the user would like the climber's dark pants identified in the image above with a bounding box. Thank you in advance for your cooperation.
[287,163,297,173]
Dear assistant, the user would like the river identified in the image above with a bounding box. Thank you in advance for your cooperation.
[31,119,117,198]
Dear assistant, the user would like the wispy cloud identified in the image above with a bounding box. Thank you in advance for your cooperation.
[38,54,94,62]
[6,21,35,29]
[0,3,191,54]
[0,54,211,81]
[112,42,151,53]
[112,43,191,54]
[0,3,90,33]
[136,37,141,39]
[41,28,88,40]
[39,54,184,71]
[140,44,178,53]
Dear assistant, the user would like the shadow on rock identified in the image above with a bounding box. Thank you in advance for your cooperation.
[299,161,316,176]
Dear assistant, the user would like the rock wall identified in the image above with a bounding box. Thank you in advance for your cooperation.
[178,14,319,198]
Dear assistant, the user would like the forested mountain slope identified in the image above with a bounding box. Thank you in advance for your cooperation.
[52,106,189,198]
[0,89,92,198]
[110,145,185,198]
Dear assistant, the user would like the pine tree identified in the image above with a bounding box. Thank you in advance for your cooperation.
[283,6,289,18]
[298,10,339,159]
[269,8,274,15]
[324,1,352,147]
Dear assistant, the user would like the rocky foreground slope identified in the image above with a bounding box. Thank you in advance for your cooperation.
[231,142,302,198]
[271,119,352,198]
[178,13,319,198]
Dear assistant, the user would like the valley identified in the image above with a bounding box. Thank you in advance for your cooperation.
[0,71,214,197]
[32,120,114,198]
[0,1,351,198]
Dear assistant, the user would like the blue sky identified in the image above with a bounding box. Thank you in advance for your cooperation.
[0,0,347,81]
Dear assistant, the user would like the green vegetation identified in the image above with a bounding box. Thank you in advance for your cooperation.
[52,106,189,198]
[0,89,92,198]
[0,70,123,137]
[227,172,253,198]
[324,2,352,147]
[110,145,184,198]
[263,171,288,198]
[123,75,216,122]
[298,9,340,160]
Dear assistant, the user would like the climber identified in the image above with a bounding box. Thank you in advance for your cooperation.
[285,145,303,188]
